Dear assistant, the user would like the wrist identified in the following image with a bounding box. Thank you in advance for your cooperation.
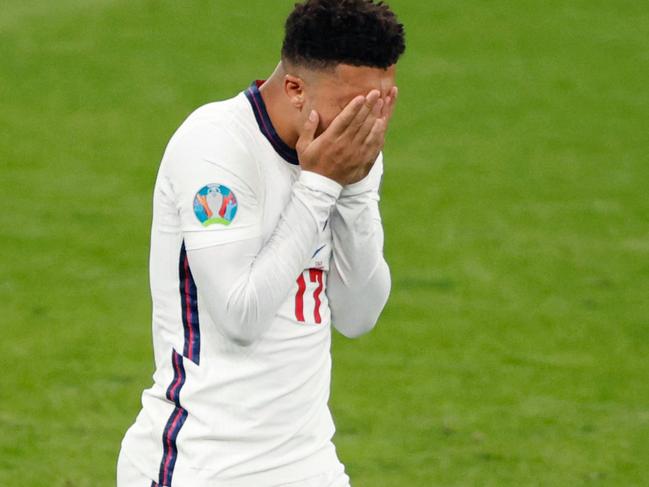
[341,154,383,197]
[299,170,343,199]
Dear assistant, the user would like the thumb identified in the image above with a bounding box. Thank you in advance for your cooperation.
[296,110,319,152]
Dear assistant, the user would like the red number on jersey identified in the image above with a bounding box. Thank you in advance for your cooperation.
[295,269,324,324]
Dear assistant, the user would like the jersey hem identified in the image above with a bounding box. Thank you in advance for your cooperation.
[120,441,343,487]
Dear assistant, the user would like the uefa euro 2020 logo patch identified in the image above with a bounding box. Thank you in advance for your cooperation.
[193,184,238,227]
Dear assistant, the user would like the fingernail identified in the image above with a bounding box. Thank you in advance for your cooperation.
[309,110,317,122]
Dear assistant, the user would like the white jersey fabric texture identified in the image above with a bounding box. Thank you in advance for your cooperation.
[119,81,390,487]
[117,446,350,487]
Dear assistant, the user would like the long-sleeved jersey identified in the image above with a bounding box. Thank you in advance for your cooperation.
[119,81,391,487]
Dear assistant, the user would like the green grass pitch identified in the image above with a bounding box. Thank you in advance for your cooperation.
[1,1,648,485]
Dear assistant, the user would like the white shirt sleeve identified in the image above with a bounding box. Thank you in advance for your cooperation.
[163,120,342,345]
[328,154,391,338]
[163,120,263,250]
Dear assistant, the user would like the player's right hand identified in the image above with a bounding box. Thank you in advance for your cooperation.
[296,89,394,186]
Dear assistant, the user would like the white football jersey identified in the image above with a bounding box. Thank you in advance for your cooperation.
[119,82,363,486]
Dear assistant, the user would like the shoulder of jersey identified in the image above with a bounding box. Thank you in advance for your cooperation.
[182,95,252,136]
[168,95,257,157]
[186,94,247,126]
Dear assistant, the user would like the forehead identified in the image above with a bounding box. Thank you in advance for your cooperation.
[317,64,396,101]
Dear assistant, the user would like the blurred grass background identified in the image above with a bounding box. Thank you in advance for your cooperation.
[1,0,648,485]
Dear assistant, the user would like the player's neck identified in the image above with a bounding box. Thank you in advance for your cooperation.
[258,70,300,150]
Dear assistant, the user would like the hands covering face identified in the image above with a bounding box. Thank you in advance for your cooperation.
[296,87,399,186]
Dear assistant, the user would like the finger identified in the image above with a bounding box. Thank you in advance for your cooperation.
[354,97,384,144]
[344,90,382,138]
[357,118,386,180]
[382,86,399,123]
[381,87,397,121]
[363,117,387,153]
[325,95,366,137]
[296,110,319,153]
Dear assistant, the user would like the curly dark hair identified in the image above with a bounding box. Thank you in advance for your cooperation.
[281,0,406,70]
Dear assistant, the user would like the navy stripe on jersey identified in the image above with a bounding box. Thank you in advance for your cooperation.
[152,244,200,486]
[157,350,189,487]
[179,242,200,365]
[244,80,300,166]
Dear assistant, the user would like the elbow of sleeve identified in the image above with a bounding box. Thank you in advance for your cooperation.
[333,262,391,339]
[335,318,378,339]
[220,315,263,347]
[218,290,267,347]
[226,331,258,347]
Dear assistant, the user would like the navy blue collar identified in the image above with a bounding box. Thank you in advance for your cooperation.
[244,80,299,165]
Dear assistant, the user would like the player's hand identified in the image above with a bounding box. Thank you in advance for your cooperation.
[382,86,399,128]
[296,88,397,186]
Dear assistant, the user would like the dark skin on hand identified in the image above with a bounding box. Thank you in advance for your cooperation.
[260,62,399,186]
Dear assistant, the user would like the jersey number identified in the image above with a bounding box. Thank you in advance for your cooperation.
[295,269,324,324]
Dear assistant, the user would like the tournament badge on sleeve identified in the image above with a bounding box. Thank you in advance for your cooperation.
[193,184,238,227]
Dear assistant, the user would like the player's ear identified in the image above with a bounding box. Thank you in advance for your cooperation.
[283,74,306,110]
